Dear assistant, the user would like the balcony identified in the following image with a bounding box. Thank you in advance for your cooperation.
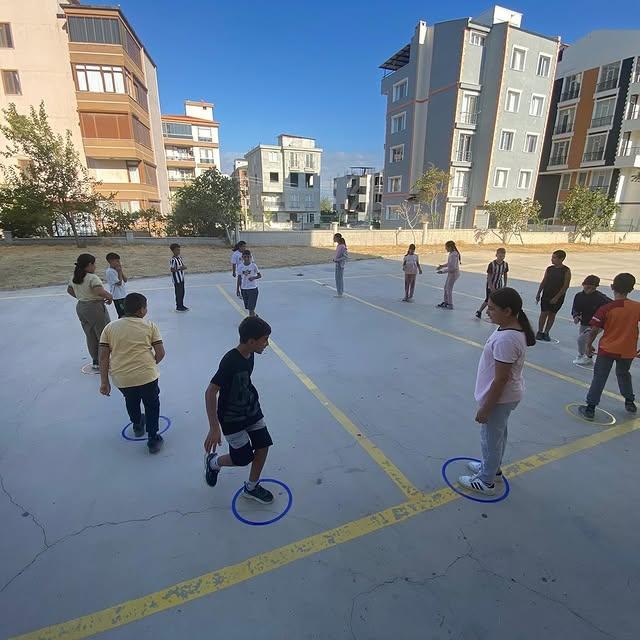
[595,77,618,93]
[458,111,478,125]
[589,184,610,192]
[560,87,580,102]
[583,150,605,162]
[449,186,469,198]
[455,149,472,163]
[615,146,640,168]
[548,154,568,166]
[590,114,614,128]
[554,122,574,135]
[198,157,216,164]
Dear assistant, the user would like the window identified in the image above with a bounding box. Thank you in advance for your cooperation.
[0,23,13,48]
[126,160,140,183]
[132,116,151,148]
[142,162,157,187]
[555,107,575,134]
[289,193,300,207]
[165,146,194,161]
[597,62,620,91]
[198,148,216,164]
[518,170,532,189]
[448,206,464,229]
[510,47,527,71]
[577,172,588,186]
[524,133,538,153]
[494,168,509,188]
[461,93,479,124]
[591,97,616,127]
[561,74,581,101]
[583,133,607,162]
[1,70,21,95]
[390,145,404,163]
[269,172,279,183]
[67,16,120,45]
[289,172,299,187]
[560,173,571,190]
[304,193,314,208]
[74,64,126,94]
[197,127,212,142]
[162,121,192,139]
[305,173,314,188]
[627,95,640,120]
[80,112,132,140]
[386,205,400,220]
[456,133,472,161]
[550,140,570,165]
[505,89,521,113]
[167,168,195,181]
[388,176,402,193]
[391,112,406,133]
[530,94,545,117]
[451,170,469,197]
[469,31,485,46]
[591,169,610,189]
[268,151,279,163]
[499,130,514,151]
[393,79,408,102]
[305,153,315,169]
[537,54,552,78]
[289,152,299,168]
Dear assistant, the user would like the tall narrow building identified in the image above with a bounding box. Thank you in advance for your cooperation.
[535,32,640,230]
[379,5,560,229]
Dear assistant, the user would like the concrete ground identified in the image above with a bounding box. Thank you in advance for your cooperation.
[1,251,639,640]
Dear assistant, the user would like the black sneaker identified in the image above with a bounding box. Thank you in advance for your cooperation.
[178,306,190,312]
[132,414,146,438]
[475,311,481,319]
[243,483,274,504]
[578,405,595,421]
[536,331,545,341]
[625,400,637,414]
[205,454,220,487]
[436,302,447,308]
[542,333,552,342]
[147,434,164,454]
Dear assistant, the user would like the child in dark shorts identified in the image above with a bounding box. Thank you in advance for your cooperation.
[536,250,571,342]
[204,316,274,504]
[476,248,508,319]
[236,250,261,317]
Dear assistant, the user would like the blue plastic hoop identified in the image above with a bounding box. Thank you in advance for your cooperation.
[231,478,293,526]
[121,416,172,441]
[441,456,510,503]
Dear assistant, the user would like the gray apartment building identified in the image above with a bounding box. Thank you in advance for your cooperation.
[379,5,560,229]
[333,167,383,224]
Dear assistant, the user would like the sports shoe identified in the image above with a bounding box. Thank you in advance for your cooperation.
[573,355,591,365]
[458,474,496,496]
[91,363,100,371]
[467,461,504,482]
[204,453,220,487]
[536,331,545,340]
[578,405,595,421]
[542,333,552,342]
[147,434,164,454]
[402,297,408,302]
[243,483,274,504]
[177,306,190,312]
[436,302,447,308]
[475,311,482,319]
[625,400,637,414]
[132,413,146,438]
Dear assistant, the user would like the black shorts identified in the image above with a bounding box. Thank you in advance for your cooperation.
[241,288,258,311]
[224,419,273,466]
[541,296,565,313]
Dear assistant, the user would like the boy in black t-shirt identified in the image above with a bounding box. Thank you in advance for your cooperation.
[535,249,571,342]
[571,275,611,366]
[204,316,274,503]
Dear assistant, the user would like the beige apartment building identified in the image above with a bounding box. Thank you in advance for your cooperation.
[0,0,170,216]
[231,159,250,224]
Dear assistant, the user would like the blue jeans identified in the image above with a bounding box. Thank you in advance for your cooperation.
[586,355,634,406]
[119,379,160,438]
[479,401,519,484]
[335,263,344,295]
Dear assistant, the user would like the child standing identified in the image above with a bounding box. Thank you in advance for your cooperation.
[570,275,611,366]
[204,316,274,504]
[237,250,261,317]
[458,288,536,495]
[436,241,461,309]
[402,243,422,302]
[231,241,247,297]
[99,293,166,454]
[169,243,188,312]
[536,250,571,341]
[579,273,639,421]
[333,234,348,298]
[476,248,508,319]
[105,252,128,318]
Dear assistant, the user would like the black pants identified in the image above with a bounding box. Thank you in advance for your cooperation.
[119,379,160,438]
[173,281,185,310]
[113,298,126,318]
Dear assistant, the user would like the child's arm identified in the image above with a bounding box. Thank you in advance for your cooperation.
[98,344,111,396]
[550,268,571,303]
[536,271,547,301]
[571,293,581,323]
[417,258,422,274]
[93,284,113,304]
[118,267,127,283]
[152,341,165,364]
[476,361,512,423]
[67,285,77,298]
[204,383,223,452]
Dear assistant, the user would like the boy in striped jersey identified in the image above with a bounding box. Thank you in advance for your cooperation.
[476,248,509,319]
[169,243,188,312]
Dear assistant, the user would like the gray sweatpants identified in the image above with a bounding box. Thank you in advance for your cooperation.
[577,325,592,356]
[76,300,110,364]
[479,401,519,484]
[335,263,345,295]
[443,271,460,306]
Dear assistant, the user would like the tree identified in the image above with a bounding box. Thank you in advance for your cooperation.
[320,197,333,214]
[97,206,140,236]
[0,102,107,245]
[137,207,165,236]
[484,198,541,244]
[0,181,52,237]
[561,185,618,242]
[412,164,450,228]
[397,199,423,242]
[168,168,240,236]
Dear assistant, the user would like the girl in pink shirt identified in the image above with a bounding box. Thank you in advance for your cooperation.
[333,233,348,297]
[436,241,461,309]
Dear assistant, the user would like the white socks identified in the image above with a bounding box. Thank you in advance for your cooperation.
[245,480,257,491]
[208,454,221,471]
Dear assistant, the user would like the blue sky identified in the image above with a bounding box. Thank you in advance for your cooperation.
[118,0,640,193]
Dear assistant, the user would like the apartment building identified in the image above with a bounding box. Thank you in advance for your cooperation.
[380,5,560,229]
[535,31,640,230]
[162,100,221,199]
[231,159,250,222]
[245,135,322,224]
[333,167,383,224]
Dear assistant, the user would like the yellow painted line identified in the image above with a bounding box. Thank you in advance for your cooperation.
[13,416,640,640]
[216,285,420,500]
[315,282,622,401]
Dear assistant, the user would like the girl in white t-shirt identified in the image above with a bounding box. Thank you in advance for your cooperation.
[402,244,422,302]
[231,241,247,296]
[458,287,536,496]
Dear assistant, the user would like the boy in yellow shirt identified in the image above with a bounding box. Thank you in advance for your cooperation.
[99,293,166,453]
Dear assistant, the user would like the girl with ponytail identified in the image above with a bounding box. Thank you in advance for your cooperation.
[458,287,535,496]
[67,254,113,370]
[436,240,462,309]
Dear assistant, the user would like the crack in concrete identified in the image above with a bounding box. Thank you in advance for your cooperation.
[0,472,49,548]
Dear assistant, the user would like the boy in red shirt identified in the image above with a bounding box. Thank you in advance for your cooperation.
[579,273,639,420]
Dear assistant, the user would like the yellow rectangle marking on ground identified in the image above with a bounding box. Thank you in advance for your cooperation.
[13,417,640,640]
[216,285,420,500]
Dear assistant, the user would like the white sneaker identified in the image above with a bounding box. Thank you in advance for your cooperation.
[458,474,496,496]
[467,461,504,482]
[573,355,592,366]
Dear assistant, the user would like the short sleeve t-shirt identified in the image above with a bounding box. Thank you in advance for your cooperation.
[211,349,263,434]
[69,273,104,301]
[487,260,509,289]
[231,250,242,268]
[475,328,527,404]
[99,317,162,388]
[239,262,259,290]
[590,299,640,359]
[403,254,419,274]
[105,267,127,300]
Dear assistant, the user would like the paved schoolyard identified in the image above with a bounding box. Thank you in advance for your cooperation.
[0,253,638,640]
